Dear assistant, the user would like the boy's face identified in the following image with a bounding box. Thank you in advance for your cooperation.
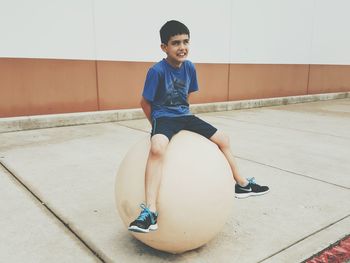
[161,34,189,68]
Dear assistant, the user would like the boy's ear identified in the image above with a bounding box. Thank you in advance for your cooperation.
[160,43,168,53]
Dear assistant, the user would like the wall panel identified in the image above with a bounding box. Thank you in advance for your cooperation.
[228,64,309,100]
[190,64,230,104]
[308,65,350,94]
[0,0,95,60]
[311,0,350,64]
[0,58,98,117]
[94,0,231,63]
[230,0,314,64]
[97,61,152,110]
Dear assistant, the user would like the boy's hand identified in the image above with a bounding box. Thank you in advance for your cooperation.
[140,97,152,124]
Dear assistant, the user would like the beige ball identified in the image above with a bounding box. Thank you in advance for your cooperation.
[115,130,234,253]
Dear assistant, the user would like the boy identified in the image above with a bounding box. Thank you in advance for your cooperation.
[128,20,269,233]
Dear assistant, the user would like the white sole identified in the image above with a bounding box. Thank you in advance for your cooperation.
[235,189,270,199]
[128,224,158,233]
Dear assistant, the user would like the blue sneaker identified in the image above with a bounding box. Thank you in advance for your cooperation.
[128,204,158,233]
[235,177,269,198]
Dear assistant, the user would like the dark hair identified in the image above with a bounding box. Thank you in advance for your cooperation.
[160,20,190,44]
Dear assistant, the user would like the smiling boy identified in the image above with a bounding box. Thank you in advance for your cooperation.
[128,20,269,233]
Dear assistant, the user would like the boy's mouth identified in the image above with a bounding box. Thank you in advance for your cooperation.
[177,52,187,58]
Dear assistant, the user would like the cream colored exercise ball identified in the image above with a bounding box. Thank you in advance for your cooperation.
[115,130,234,254]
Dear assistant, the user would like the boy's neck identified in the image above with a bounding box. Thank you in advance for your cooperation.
[165,57,183,69]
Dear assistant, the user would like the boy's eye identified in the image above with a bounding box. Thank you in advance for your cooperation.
[171,40,189,46]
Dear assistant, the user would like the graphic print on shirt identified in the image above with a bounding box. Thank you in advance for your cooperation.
[163,77,189,107]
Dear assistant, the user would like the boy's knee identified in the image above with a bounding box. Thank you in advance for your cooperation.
[150,135,169,157]
[212,131,230,150]
[220,133,230,149]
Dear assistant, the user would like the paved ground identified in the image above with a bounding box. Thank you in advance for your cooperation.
[0,98,349,263]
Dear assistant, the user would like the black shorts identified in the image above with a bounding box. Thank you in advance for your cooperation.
[151,115,218,141]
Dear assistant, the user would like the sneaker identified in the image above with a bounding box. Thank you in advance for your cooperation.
[128,204,158,233]
[235,177,269,198]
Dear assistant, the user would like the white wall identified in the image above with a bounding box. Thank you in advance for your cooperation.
[311,0,350,64]
[94,0,232,63]
[0,0,349,64]
[230,0,314,64]
[0,0,96,60]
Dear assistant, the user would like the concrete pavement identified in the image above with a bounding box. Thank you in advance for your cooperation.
[0,97,349,262]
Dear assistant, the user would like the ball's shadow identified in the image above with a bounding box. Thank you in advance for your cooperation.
[128,233,206,260]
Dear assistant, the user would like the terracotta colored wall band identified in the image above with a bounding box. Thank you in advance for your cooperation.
[0,58,349,118]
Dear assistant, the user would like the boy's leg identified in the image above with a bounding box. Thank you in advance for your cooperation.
[210,130,269,198]
[128,134,168,233]
[183,115,269,198]
[182,116,246,185]
[129,117,183,233]
[145,134,169,212]
[209,131,247,186]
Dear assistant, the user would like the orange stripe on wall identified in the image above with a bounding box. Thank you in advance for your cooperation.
[0,58,349,118]
[190,63,230,104]
[96,61,153,110]
[0,58,98,117]
[228,64,310,100]
[308,65,350,94]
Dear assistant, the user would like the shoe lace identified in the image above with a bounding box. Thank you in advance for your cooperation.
[136,204,154,222]
[247,177,257,185]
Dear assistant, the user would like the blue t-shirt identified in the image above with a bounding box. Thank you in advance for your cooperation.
[142,59,199,120]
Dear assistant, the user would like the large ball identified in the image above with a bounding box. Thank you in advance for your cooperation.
[115,130,234,253]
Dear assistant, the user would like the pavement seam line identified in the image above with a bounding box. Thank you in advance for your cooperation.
[257,213,350,263]
[0,161,106,263]
[114,122,149,133]
[301,234,350,263]
[235,155,350,190]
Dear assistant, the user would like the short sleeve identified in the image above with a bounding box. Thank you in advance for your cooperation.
[142,68,159,102]
[188,62,199,93]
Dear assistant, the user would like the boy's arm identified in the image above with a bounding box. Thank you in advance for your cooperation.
[188,91,196,103]
[140,97,152,124]
[188,92,193,102]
